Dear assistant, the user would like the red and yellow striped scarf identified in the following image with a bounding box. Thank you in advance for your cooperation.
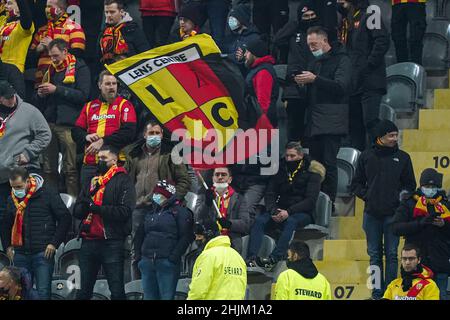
[10,176,37,247]
[100,23,129,63]
[0,20,18,54]
[82,165,126,230]
[339,10,360,45]
[46,13,69,39]
[413,194,450,222]
[215,186,235,235]
[42,53,77,84]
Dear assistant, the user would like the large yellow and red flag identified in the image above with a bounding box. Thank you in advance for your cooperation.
[106,34,275,168]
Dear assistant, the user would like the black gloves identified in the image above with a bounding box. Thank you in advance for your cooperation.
[205,189,215,207]
[419,215,434,227]
[218,218,232,229]
[80,197,101,214]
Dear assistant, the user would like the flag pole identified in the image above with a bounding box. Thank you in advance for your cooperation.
[195,169,222,219]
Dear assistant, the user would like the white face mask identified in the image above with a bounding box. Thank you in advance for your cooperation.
[312,49,324,58]
[228,16,240,31]
[421,186,438,198]
[213,182,228,193]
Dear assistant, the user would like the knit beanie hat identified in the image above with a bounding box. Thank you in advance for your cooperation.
[297,0,316,19]
[245,38,268,57]
[179,2,207,27]
[229,4,251,26]
[375,120,399,138]
[419,168,443,188]
[153,180,177,199]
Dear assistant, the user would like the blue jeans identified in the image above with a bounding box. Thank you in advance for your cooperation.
[14,252,54,300]
[76,239,125,300]
[247,212,312,260]
[138,257,180,300]
[205,0,231,50]
[435,273,449,300]
[363,213,400,299]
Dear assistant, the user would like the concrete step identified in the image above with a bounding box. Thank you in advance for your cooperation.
[408,151,450,189]
[315,260,369,283]
[402,129,450,152]
[418,109,450,130]
[330,284,371,300]
[434,89,450,109]
[330,216,365,240]
[323,240,369,261]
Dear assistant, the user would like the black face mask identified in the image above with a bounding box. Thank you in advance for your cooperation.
[298,17,320,32]
[195,240,205,248]
[287,160,301,172]
[97,160,110,175]
[337,4,349,16]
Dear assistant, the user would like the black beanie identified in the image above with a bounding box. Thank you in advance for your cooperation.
[375,120,399,138]
[245,39,268,58]
[229,4,251,26]
[420,168,443,188]
[179,2,207,27]
[297,0,316,20]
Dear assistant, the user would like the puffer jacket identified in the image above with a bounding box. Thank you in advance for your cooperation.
[1,174,71,254]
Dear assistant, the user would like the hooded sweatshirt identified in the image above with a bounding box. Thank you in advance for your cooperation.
[274,258,331,300]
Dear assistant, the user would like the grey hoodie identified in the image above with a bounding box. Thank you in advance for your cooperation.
[0,96,51,183]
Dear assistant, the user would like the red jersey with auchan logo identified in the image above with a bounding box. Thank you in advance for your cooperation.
[75,96,137,165]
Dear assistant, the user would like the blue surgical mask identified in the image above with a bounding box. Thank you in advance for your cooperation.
[228,16,240,31]
[421,187,438,198]
[13,188,26,199]
[152,193,164,206]
[146,135,161,148]
[312,49,324,58]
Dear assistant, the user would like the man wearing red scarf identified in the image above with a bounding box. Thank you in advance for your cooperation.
[393,168,450,300]
[73,145,136,300]
[198,167,249,254]
[36,38,90,197]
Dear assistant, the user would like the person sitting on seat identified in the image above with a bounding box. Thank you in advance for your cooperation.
[246,141,325,269]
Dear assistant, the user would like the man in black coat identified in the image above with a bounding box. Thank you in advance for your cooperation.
[36,38,91,197]
[98,0,150,66]
[351,119,416,299]
[392,168,450,300]
[339,0,390,151]
[297,26,351,204]
[246,141,325,269]
[73,145,136,300]
[1,167,71,300]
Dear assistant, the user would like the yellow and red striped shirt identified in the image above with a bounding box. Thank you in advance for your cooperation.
[30,13,85,84]
[75,96,137,165]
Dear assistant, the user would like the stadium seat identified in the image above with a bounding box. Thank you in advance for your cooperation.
[379,103,396,122]
[52,242,65,277]
[0,251,11,270]
[125,280,144,300]
[336,148,361,198]
[422,19,450,75]
[60,193,76,214]
[57,238,82,279]
[245,235,277,275]
[51,279,77,300]
[296,192,333,240]
[184,192,200,218]
[382,62,426,112]
[175,277,191,300]
[58,152,63,174]
[92,279,111,300]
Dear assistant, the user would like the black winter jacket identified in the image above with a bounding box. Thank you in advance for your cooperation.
[392,190,450,273]
[265,155,325,217]
[273,21,313,100]
[134,198,194,263]
[73,171,136,240]
[305,43,352,137]
[1,178,71,254]
[352,143,416,218]
[37,58,91,126]
[97,20,150,65]
[343,0,390,95]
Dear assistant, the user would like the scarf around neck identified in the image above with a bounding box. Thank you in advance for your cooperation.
[42,53,77,84]
[11,176,37,247]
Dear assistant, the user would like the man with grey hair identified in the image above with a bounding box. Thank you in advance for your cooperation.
[246,141,325,269]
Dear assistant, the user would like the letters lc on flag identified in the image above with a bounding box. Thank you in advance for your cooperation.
[106,34,275,168]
